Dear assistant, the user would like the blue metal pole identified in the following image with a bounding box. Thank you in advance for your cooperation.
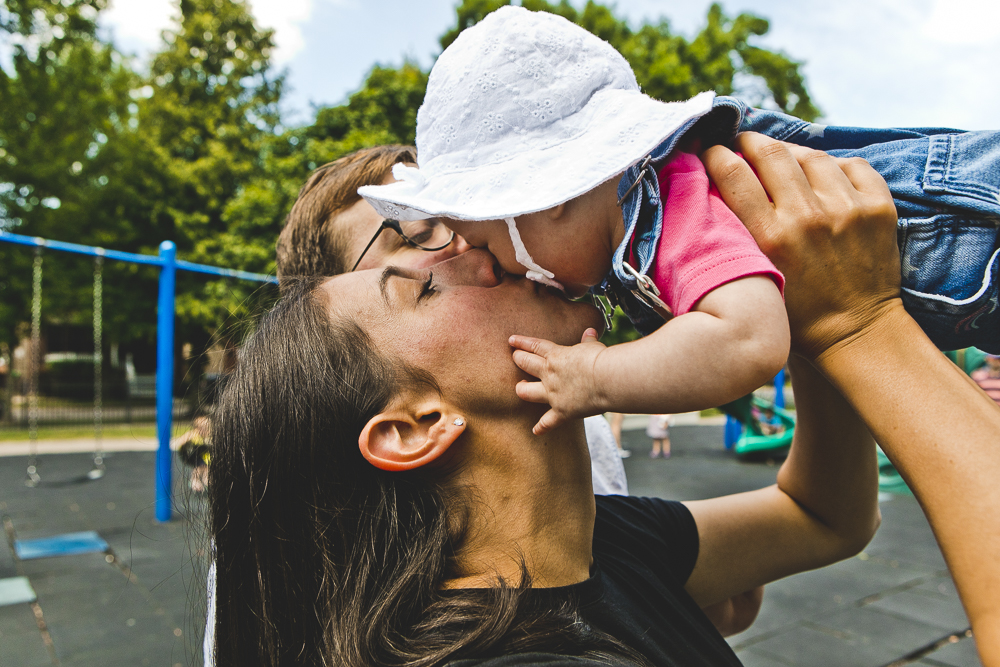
[724,415,741,450]
[773,368,786,410]
[155,241,176,522]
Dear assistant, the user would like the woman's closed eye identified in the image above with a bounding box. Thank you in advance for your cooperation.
[417,273,437,302]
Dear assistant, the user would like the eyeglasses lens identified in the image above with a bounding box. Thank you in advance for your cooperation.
[399,219,454,250]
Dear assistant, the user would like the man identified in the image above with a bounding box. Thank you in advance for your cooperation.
[276,144,630,498]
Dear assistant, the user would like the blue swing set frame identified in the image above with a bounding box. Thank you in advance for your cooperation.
[1,230,277,521]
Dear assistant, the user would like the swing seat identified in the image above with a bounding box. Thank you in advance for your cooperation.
[0,577,37,606]
[15,531,109,560]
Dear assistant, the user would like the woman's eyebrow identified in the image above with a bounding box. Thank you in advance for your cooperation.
[378,266,409,304]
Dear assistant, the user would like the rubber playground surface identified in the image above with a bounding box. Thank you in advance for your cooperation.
[0,423,982,667]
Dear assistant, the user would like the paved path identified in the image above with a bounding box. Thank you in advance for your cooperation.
[0,423,981,666]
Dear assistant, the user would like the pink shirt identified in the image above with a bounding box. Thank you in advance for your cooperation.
[649,152,784,316]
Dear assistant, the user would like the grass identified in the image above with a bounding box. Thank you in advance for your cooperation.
[0,422,167,442]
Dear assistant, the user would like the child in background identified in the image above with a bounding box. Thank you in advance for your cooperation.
[606,412,630,458]
[174,414,212,493]
[647,414,672,459]
[361,7,1000,433]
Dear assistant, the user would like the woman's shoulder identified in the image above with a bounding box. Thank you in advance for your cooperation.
[594,495,694,535]
[594,495,700,585]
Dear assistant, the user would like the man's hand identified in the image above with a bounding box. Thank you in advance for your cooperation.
[702,133,900,361]
[509,328,607,435]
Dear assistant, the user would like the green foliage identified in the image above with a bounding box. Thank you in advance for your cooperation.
[140,0,284,343]
[0,0,143,346]
[0,0,284,368]
[599,306,640,347]
[0,0,818,377]
[220,62,428,278]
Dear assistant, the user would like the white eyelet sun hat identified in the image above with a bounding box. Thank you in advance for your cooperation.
[358,5,716,224]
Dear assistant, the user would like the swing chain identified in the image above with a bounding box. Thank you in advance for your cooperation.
[92,256,104,474]
[26,248,42,486]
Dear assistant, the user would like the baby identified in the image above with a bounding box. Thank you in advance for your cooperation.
[361,7,1000,433]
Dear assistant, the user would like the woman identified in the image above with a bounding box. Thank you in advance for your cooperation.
[210,165,886,666]
[209,137,999,665]
[211,254,879,666]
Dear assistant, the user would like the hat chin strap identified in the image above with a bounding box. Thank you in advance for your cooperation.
[505,218,564,291]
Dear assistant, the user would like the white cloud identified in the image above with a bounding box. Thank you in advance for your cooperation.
[100,0,178,57]
[100,0,346,65]
[247,0,313,64]
[924,0,1000,44]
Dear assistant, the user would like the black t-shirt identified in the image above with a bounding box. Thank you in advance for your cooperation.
[450,495,743,666]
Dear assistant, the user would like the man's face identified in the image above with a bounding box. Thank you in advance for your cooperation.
[345,169,473,272]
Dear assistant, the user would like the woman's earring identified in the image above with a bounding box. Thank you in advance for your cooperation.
[453,417,465,427]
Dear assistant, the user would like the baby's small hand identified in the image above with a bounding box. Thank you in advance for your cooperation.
[509,329,607,435]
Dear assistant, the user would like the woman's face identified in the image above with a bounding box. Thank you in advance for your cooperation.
[319,248,603,415]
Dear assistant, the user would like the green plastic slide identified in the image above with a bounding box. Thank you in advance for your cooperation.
[720,394,795,456]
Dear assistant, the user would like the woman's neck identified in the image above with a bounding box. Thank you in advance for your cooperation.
[444,418,596,590]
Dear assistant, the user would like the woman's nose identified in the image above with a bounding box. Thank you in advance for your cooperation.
[431,248,502,287]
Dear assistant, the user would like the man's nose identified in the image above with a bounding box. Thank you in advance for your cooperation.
[431,247,502,287]
[449,234,474,255]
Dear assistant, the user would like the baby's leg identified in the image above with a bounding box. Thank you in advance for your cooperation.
[736,104,1000,352]
[831,132,1000,353]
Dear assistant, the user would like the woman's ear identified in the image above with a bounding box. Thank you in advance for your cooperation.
[358,395,466,472]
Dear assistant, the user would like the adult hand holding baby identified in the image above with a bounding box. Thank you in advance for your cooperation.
[703,132,900,361]
[704,132,1000,666]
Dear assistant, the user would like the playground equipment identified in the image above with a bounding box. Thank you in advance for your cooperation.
[722,369,794,456]
[23,250,106,486]
[1,231,276,521]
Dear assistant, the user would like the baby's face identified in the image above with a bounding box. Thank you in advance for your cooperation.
[444,210,615,298]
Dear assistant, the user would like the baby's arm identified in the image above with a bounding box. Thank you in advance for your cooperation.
[510,274,789,434]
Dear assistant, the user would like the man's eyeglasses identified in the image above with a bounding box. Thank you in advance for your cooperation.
[350,218,456,272]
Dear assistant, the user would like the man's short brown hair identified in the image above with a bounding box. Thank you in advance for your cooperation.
[276,145,417,282]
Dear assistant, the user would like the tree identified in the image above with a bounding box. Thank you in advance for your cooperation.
[138,0,283,342]
[0,0,145,351]
[0,0,821,376]
[441,0,819,120]
[220,62,429,279]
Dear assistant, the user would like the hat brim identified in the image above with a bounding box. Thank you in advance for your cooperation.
[360,91,715,222]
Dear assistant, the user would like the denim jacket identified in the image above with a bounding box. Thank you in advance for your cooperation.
[601,96,1000,352]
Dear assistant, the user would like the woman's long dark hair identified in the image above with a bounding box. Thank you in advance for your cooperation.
[210,278,647,666]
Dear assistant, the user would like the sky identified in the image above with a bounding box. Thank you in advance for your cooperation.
[96,0,1000,130]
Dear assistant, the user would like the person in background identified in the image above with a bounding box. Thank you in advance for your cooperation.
[647,414,672,459]
[972,355,1000,407]
[606,412,630,458]
[174,414,212,493]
